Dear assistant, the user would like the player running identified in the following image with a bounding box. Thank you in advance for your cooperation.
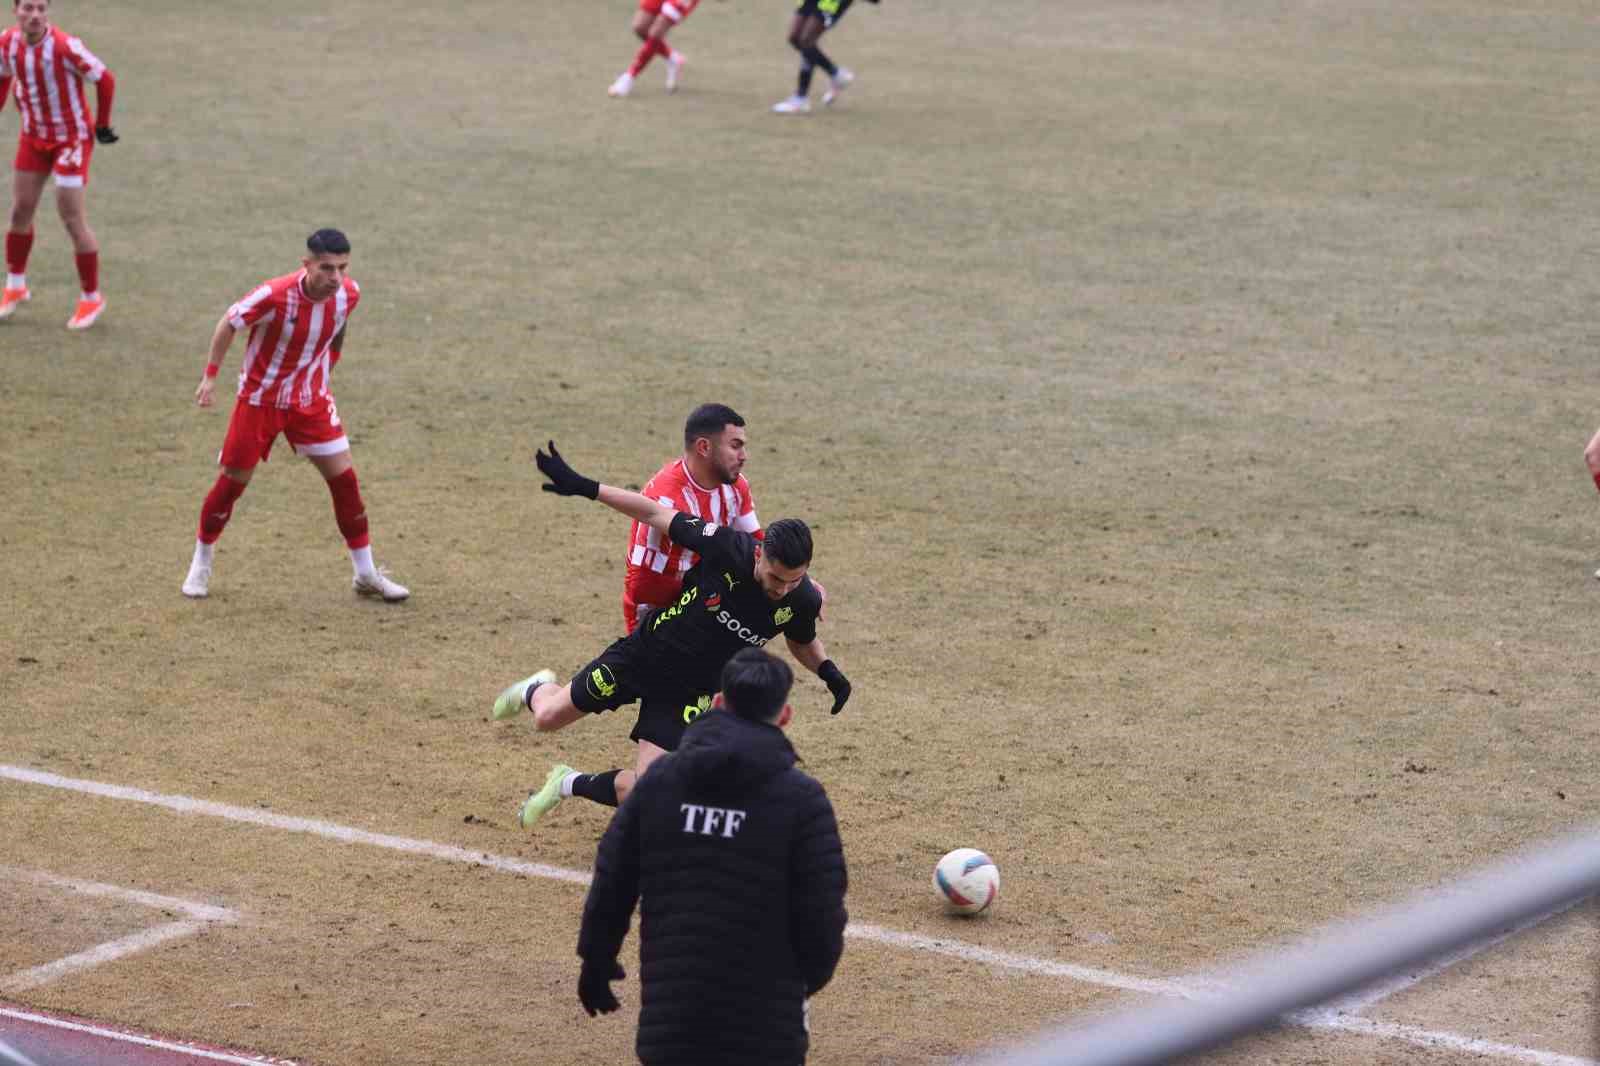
[772,0,878,115]
[180,228,410,604]
[491,442,852,827]
[608,0,696,98]
[0,0,118,329]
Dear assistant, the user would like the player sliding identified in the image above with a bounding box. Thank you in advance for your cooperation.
[492,442,852,827]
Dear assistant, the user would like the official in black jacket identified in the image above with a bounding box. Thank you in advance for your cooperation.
[576,648,849,1066]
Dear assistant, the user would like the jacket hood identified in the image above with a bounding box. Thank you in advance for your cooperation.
[674,709,797,792]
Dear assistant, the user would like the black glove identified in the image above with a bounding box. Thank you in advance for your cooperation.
[536,441,599,500]
[578,958,625,1017]
[94,126,118,145]
[818,660,851,715]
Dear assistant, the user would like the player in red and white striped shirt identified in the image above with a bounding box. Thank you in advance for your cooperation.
[181,229,409,604]
[0,0,118,330]
[622,403,762,633]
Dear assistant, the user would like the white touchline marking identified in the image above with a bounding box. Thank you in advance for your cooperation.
[1,764,1589,1065]
[0,1036,42,1066]
[0,1007,295,1066]
[0,868,239,994]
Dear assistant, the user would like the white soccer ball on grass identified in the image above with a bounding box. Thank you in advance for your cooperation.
[932,848,999,915]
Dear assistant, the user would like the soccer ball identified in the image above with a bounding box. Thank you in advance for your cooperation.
[932,848,999,915]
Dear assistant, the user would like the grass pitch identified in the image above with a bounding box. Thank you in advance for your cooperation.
[3,0,1600,1062]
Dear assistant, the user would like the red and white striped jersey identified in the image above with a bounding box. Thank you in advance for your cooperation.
[622,458,760,631]
[226,271,360,409]
[0,26,108,144]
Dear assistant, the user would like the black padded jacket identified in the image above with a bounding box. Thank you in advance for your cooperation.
[577,709,848,1066]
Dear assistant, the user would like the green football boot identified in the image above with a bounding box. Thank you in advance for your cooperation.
[519,763,576,829]
[492,669,556,721]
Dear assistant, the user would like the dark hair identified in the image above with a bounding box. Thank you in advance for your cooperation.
[720,648,794,722]
[762,518,813,569]
[683,403,745,449]
[306,228,351,257]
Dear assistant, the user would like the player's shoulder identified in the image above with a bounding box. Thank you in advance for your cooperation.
[793,575,825,615]
[343,276,361,300]
[645,458,689,493]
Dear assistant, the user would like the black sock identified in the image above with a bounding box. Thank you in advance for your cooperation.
[571,769,622,808]
[522,679,547,712]
[798,59,816,96]
[801,45,836,77]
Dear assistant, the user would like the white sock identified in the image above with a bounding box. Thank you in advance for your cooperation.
[559,771,582,798]
[350,545,376,578]
[6,273,24,289]
[81,290,100,302]
[192,540,214,567]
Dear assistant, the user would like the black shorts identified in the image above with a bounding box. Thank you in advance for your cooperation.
[569,637,715,752]
[796,0,854,28]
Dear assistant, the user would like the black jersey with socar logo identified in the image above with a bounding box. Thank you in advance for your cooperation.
[635,513,822,690]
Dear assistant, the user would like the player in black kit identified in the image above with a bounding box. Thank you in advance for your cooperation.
[771,0,879,115]
[491,441,852,826]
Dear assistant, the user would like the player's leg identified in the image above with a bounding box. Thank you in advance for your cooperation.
[54,142,104,330]
[304,443,410,602]
[611,4,660,95]
[185,399,270,598]
[817,1,857,106]
[1,161,48,319]
[795,8,846,102]
[774,11,822,113]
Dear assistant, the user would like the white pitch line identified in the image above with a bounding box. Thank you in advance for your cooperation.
[1,764,1588,1066]
[1299,1011,1599,1066]
[1,921,208,994]
[0,1007,295,1065]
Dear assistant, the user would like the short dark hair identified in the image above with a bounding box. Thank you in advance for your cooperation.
[762,518,813,569]
[721,648,794,722]
[306,228,351,257]
[683,403,744,449]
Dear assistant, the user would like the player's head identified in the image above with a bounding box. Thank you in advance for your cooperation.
[301,228,352,301]
[754,518,812,601]
[683,403,747,486]
[14,0,49,40]
[720,648,794,726]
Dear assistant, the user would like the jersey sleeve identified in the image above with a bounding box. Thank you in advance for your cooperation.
[226,284,276,331]
[62,35,107,82]
[667,511,744,568]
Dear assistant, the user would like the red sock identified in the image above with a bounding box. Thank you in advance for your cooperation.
[5,230,33,276]
[629,38,661,76]
[654,38,673,58]
[326,468,370,549]
[198,474,248,544]
[1592,470,1600,495]
[75,251,99,295]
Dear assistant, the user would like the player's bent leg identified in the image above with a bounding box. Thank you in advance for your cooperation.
[3,170,47,320]
[531,681,588,732]
[492,668,558,720]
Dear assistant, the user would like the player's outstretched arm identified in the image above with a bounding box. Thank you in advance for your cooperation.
[787,637,852,715]
[536,441,678,535]
[195,315,236,407]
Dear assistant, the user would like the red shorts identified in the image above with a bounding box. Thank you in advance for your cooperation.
[218,395,349,470]
[15,135,94,188]
[640,0,699,22]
